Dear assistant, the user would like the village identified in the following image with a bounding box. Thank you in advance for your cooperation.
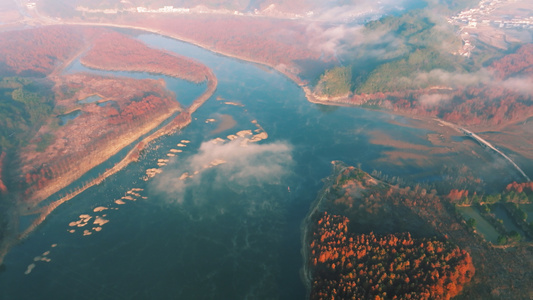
[449,0,533,29]
[74,3,309,18]
[448,0,533,57]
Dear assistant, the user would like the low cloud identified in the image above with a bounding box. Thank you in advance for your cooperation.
[306,23,407,59]
[150,138,293,204]
[314,1,408,23]
[413,69,533,96]
[305,0,412,59]
[502,77,533,96]
[306,23,360,56]
[314,4,379,23]
[413,69,493,88]
[418,93,453,107]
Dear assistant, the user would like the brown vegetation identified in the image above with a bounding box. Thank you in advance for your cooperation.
[0,25,218,206]
[20,73,179,201]
[2,25,219,264]
[327,85,532,128]
[491,44,533,79]
[15,61,218,262]
[312,44,533,129]
[81,28,210,83]
[446,189,470,203]
[506,181,533,194]
[0,26,85,76]
[310,212,474,300]
[121,14,328,78]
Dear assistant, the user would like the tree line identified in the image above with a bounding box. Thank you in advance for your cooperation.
[309,212,474,300]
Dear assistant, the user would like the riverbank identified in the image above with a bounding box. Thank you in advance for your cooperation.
[0,152,6,194]
[0,40,218,265]
[26,105,180,204]
[300,161,348,296]
[56,21,309,86]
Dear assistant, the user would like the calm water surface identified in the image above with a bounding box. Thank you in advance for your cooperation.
[0,33,520,299]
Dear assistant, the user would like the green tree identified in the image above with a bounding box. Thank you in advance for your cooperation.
[0,77,54,153]
[315,66,352,97]
[466,218,476,229]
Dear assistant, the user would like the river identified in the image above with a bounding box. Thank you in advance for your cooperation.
[0,31,525,299]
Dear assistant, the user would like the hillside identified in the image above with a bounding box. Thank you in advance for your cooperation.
[324,43,533,129]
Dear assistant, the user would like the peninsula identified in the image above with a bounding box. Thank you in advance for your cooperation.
[0,25,217,264]
[303,162,533,299]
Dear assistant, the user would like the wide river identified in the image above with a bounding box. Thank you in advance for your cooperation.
[0,32,523,299]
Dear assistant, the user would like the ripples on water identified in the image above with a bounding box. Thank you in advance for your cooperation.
[0,31,525,299]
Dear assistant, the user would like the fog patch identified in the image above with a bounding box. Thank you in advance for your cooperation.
[412,69,533,96]
[306,23,358,56]
[314,0,408,23]
[307,23,407,60]
[418,93,453,107]
[413,69,493,88]
[502,77,533,96]
[151,138,293,204]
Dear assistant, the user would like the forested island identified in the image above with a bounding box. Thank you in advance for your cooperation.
[309,212,474,299]
[304,162,533,299]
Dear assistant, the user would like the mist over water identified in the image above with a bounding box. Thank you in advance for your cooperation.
[0,31,525,299]
[151,138,294,204]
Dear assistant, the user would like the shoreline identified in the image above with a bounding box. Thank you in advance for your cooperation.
[58,21,310,86]
[10,19,533,136]
[0,47,218,265]
[58,21,356,123]
[299,161,348,296]
[24,21,346,108]
[80,59,207,84]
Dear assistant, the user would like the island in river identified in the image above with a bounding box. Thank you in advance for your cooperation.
[303,162,532,299]
[0,25,217,263]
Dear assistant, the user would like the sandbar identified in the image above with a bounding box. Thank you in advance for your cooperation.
[24,263,35,275]
[93,206,108,212]
[93,216,109,226]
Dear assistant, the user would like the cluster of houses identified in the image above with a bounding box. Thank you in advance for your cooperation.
[449,0,533,57]
[75,5,192,15]
[136,6,191,14]
[449,0,533,29]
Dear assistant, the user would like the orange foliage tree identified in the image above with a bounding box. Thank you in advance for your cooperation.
[0,26,84,76]
[81,28,210,83]
[506,181,533,194]
[309,212,475,300]
[491,44,533,79]
[124,15,328,73]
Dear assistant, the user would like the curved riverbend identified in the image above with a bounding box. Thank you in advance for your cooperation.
[1,52,218,265]
[1,27,530,300]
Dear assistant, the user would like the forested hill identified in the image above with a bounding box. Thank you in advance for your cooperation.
[0,77,54,154]
[314,9,469,96]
